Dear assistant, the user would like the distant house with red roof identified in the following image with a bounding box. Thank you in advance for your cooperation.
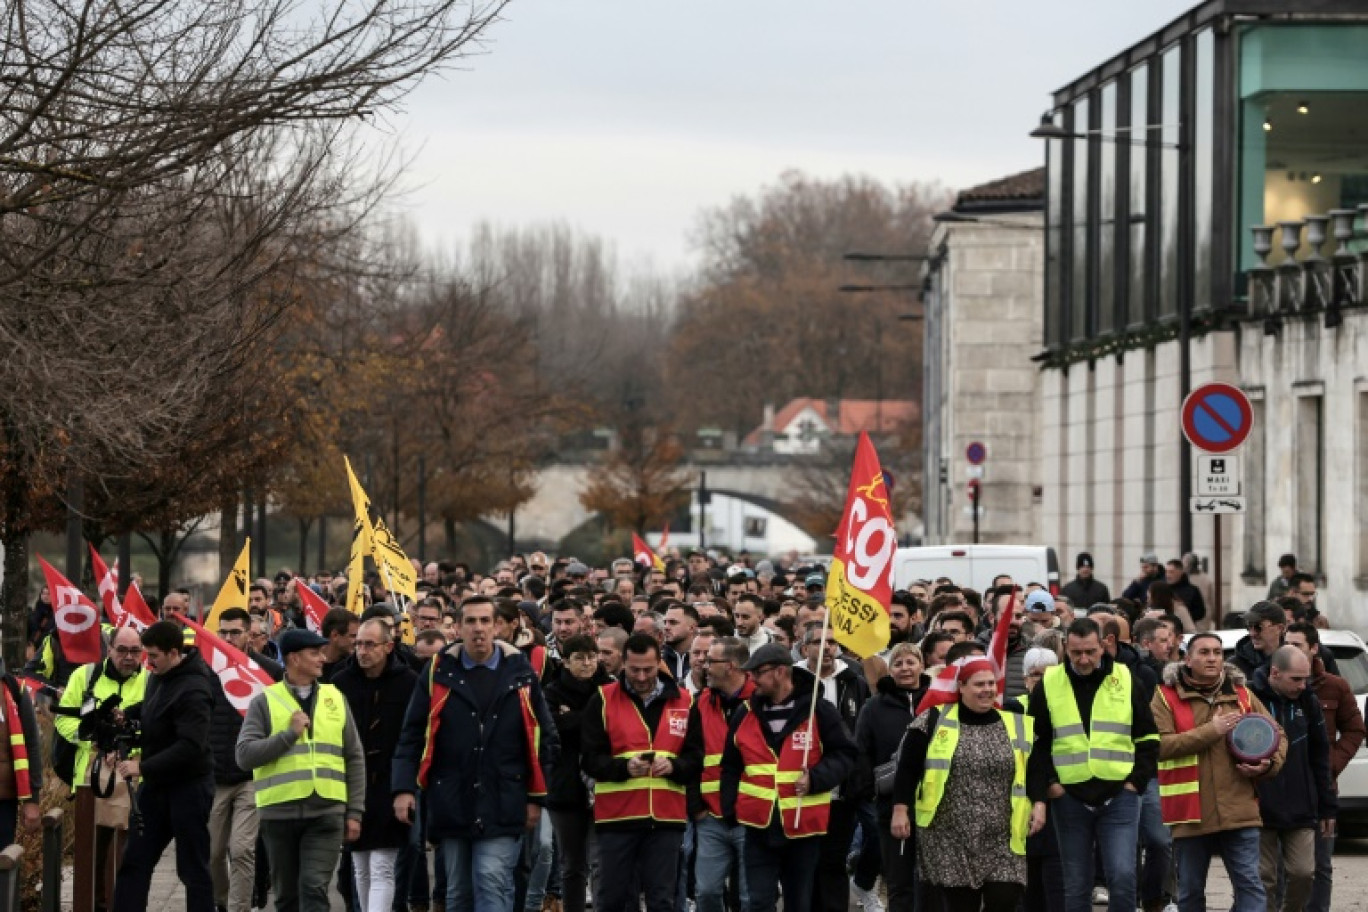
[743,398,919,455]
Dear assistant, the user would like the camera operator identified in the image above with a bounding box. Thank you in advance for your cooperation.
[55,626,147,912]
[111,620,217,912]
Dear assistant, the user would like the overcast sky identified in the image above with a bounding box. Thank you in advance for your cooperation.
[386,1,1197,273]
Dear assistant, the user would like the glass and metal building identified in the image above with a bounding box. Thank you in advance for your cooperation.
[1037,1,1368,621]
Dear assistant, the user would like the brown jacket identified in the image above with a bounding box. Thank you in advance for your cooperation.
[1151,662,1287,839]
[1311,656,1366,781]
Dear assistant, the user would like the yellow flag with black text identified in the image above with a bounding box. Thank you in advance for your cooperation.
[370,513,417,604]
[344,458,374,615]
[206,537,250,630]
[826,432,895,658]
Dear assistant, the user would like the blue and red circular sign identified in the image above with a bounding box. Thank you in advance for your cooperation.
[1181,383,1253,454]
[966,441,987,465]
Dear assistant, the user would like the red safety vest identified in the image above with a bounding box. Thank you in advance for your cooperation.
[732,707,830,838]
[416,656,547,798]
[697,680,756,817]
[1155,683,1251,824]
[594,681,692,824]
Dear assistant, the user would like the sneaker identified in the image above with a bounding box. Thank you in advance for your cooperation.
[1091,886,1109,906]
[850,877,885,912]
[1163,905,1178,912]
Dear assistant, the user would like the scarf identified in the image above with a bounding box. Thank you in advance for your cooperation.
[2,684,30,802]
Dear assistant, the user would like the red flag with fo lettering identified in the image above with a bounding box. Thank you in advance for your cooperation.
[295,580,330,634]
[36,556,104,664]
[825,432,896,658]
[173,612,273,716]
[122,581,156,630]
[88,546,155,630]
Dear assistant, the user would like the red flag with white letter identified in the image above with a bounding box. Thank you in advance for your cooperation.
[986,590,1016,706]
[631,533,664,571]
[89,545,124,627]
[173,612,273,716]
[825,432,896,658]
[36,556,104,664]
[295,580,330,634]
[122,581,156,630]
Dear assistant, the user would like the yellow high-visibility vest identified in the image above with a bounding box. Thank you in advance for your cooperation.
[253,681,348,807]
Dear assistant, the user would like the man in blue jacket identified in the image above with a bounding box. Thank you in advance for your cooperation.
[392,596,559,912]
[1250,645,1336,912]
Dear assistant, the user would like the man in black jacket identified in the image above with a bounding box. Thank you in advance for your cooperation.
[208,608,282,912]
[1251,645,1336,912]
[1061,553,1111,610]
[112,620,217,912]
[1165,560,1208,627]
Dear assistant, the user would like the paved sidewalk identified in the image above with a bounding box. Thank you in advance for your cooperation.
[59,842,347,912]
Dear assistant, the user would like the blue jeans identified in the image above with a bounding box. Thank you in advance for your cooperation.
[1138,779,1173,904]
[1173,827,1264,912]
[522,813,554,911]
[675,820,694,912]
[1050,788,1140,912]
[693,816,748,912]
[443,836,521,912]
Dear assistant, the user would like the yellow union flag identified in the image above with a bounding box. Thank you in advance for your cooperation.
[205,537,250,630]
[370,514,417,604]
[826,432,895,658]
[344,457,374,615]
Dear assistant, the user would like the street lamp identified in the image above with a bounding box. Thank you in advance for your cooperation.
[1028,112,1185,150]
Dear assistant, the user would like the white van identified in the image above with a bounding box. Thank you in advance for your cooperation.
[891,545,1061,594]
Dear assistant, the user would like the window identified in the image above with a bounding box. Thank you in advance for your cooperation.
[1158,45,1181,319]
[1071,97,1091,342]
[1128,63,1150,328]
[1295,391,1324,574]
[1242,395,1266,580]
[1046,137,1065,349]
[1237,25,1368,271]
[1098,82,1117,334]
[1193,29,1214,311]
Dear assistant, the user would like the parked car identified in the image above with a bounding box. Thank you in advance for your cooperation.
[892,545,1060,595]
[1184,628,1368,835]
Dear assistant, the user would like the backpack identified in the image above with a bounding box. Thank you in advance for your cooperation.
[52,661,103,788]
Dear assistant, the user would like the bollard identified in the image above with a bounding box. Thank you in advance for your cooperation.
[41,808,63,912]
[0,844,24,912]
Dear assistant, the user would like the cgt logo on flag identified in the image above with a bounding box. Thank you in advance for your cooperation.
[827,432,896,659]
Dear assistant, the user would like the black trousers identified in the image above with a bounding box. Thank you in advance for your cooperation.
[941,882,1025,912]
[111,777,215,912]
[813,799,857,912]
[876,813,918,912]
[595,827,681,912]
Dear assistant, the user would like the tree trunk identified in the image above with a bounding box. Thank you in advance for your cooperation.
[444,518,458,557]
[1,530,28,672]
[156,530,174,599]
[297,517,312,577]
[219,496,239,584]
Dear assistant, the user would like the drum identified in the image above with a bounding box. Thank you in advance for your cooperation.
[1227,714,1280,763]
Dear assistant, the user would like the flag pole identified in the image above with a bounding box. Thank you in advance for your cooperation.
[795,603,833,827]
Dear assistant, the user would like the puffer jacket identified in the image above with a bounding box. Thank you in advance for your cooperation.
[1151,662,1287,838]
[852,673,927,808]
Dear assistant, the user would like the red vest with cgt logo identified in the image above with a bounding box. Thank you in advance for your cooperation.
[593,681,692,823]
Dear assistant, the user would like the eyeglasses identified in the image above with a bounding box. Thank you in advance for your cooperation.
[113,646,143,656]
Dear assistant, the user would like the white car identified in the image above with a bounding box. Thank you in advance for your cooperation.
[1182,628,1368,836]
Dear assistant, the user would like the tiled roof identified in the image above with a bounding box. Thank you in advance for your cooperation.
[743,397,919,447]
[955,167,1045,206]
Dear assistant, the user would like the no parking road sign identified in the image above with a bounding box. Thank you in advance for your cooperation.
[1181,383,1253,454]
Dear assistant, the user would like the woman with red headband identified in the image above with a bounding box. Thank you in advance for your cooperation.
[888,658,1046,912]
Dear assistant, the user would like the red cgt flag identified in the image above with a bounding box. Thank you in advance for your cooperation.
[122,582,156,630]
[295,580,330,634]
[631,533,664,572]
[826,432,896,659]
[36,556,104,665]
[174,612,273,716]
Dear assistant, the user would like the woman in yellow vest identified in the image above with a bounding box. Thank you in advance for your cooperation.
[889,658,1043,912]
